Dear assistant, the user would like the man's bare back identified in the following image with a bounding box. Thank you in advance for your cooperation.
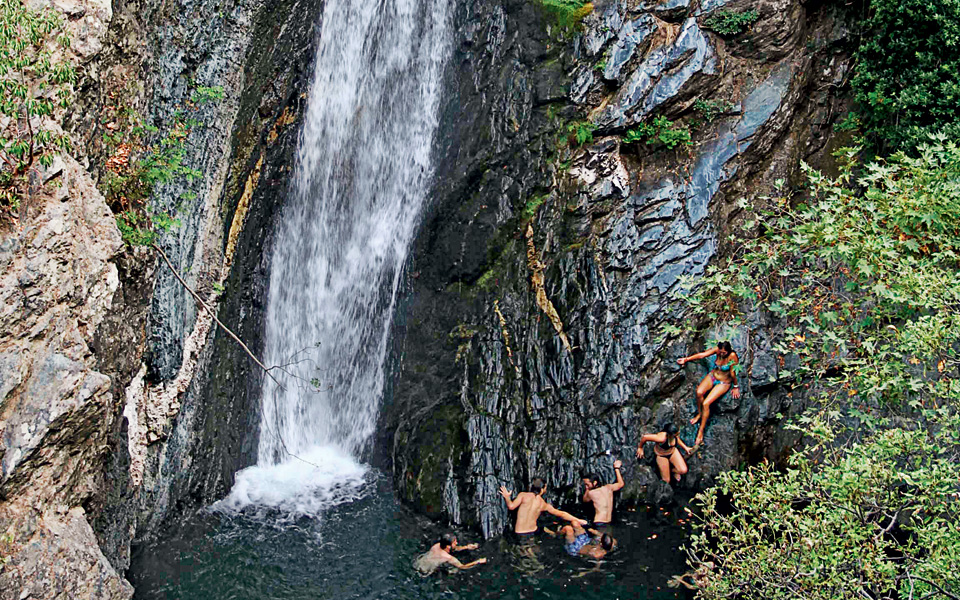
[499,479,586,534]
[582,460,624,524]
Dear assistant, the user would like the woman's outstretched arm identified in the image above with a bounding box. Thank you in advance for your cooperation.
[677,347,717,365]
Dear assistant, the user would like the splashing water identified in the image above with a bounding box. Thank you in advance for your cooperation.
[217,0,451,518]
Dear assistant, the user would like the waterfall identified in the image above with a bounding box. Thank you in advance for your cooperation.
[217,0,450,518]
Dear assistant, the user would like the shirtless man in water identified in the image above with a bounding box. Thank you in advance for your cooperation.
[499,478,587,537]
[415,533,487,574]
[582,459,624,527]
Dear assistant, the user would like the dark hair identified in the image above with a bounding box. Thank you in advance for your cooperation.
[530,478,545,494]
[439,533,457,549]
[584,472,601,487]
[717,341,733,354]
[662,422,679,436]
[601,533,614,551]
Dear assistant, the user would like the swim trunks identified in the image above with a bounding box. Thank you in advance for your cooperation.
[564,533,592,556]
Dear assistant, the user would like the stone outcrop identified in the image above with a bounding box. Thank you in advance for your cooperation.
[0,149,133,596]
[1,0,322,596]
[383,0,859,537]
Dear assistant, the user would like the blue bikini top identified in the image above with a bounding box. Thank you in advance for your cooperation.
[708,354,733,371]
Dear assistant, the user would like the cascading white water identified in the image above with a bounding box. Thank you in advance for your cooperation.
[217,0,450,518]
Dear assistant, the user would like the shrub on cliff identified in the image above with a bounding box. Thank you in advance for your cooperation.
[675,138,960,598]
[537,0,593,30]
[0,1,76,211]
[853,0,960,153]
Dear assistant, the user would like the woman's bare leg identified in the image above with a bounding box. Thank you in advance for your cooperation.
[656,456,671,483]
[669,451,688,482]
[691,376,714,424]
[695,383,730,446]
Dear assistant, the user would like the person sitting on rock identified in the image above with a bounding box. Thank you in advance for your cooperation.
[636,423,694,483]
[499,478,587,539]
[414,532,487,574]
[555,521,617,560]
[581,459,625,527]
[676,341,741,446]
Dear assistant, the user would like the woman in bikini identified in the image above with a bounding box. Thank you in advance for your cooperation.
[636,423,693,483]
[677,341,740,447]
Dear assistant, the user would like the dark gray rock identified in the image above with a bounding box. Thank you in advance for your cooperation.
[381,0,859,539]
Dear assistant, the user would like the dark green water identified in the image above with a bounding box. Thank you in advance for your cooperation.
[129,473,694,600]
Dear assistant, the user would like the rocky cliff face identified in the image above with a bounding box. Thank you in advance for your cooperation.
[0,0,321,595]
[383,0,859,537]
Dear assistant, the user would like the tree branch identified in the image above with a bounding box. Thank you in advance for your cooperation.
[152,242,282,390]
[910,576,960,600]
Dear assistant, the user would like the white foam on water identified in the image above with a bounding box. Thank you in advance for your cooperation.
[214,445,369,518]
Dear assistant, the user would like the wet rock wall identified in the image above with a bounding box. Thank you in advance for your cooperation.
[384,0,860,537]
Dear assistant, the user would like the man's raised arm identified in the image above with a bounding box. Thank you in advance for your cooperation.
[609,459,625,491]
[499,486,521,510]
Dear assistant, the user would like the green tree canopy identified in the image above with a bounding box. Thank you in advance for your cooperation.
[853,0,960,153]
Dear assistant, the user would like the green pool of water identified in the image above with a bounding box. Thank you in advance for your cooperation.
[129,473,694,600]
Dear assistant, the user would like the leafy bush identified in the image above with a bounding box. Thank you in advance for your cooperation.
[0,2,76,211]
[679,137,960,599]
[852,0,960,154]
[100,102,206,246]
[701,9,760,37]
[567,120,596,146]
[623,116,692,149]
[692,98,733,123]
[537,0,593,29]
[690,410,960,599]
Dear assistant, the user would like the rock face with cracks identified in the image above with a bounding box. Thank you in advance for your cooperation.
[0,0,322,596]
[382,0,860,538]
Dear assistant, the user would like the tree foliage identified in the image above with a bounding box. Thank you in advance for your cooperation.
[674,137,960,409]
[691,410,960,599]
[99,89,222,245]
[674,138,960,598]
[853,0,960,153]
[0,1,75,210]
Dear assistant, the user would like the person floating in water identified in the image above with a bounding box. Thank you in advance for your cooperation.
[581,459,625,527]
[499,478,588,538]
[676,341,740,446]
[414,533,487,574]
[557,521,617,559]
[636,423,693,483]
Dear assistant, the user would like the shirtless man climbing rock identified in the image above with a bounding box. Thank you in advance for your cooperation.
[499,478,587,538]
[582,459,625,527]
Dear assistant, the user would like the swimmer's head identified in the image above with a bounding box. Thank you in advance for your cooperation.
[601,534,615,551]
[530,478,545,495]
[662,422,679,438]
[717,341,733,358]
[582,473,601,490]
[439,533,457,550]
